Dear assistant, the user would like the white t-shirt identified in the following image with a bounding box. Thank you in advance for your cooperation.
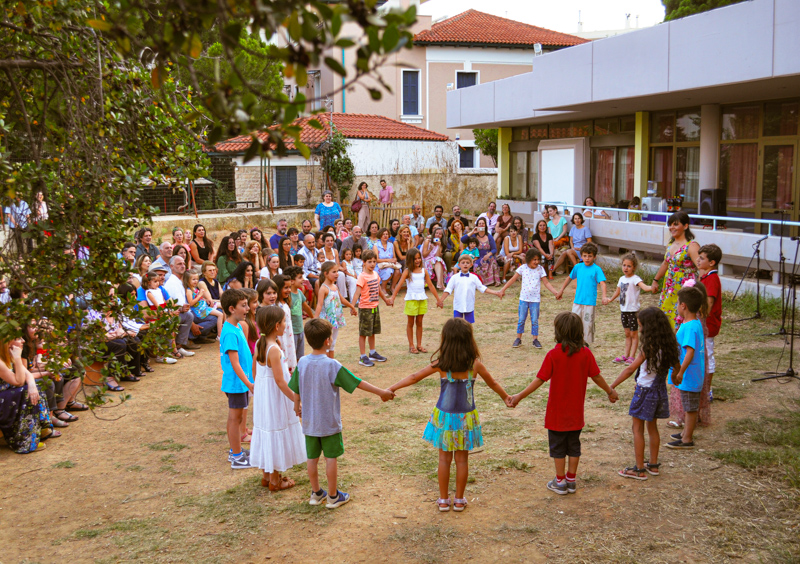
[259,266,282,279]
[636,359,656,388]
[444,272,487,313]
[516,264,548,303]
[163,274,187,306]
[617,274,643,312]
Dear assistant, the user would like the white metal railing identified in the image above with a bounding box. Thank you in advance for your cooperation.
[536,201,800,236]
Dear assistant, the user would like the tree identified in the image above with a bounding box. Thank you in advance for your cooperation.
[662,0,747,21]
[322,127,355,203]
[473,129,498,166]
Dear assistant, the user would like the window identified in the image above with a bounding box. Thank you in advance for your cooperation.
[649,109,701,203]
[719,144,757,208]
[509,151,538,199]
[459,146,475,168]
[590,146,634,205]
[275,167,297,207]
[764,101,799,137]
[402,70,420,116]
[456,71,477,89]
[721,104,759,140]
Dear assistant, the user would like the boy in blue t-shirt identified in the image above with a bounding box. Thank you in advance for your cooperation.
[667,285,706,450]
[219,288,254,469]
[556,243,607,344]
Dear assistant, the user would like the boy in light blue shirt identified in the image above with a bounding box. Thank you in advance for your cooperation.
[556,242,607,344]
[219,288,255,469]
[667,284,706,450]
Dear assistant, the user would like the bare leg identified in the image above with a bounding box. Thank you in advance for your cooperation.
[434,262,445,290]
[554,457,566,476]
[227,408,243,454]
[567,456,580,475]
[415,316,424,349]
[57,379,81,410]
[308,457,321,491]
[326,457,338,495]
[240,407,249,439]
[623,328,634,358]
[647,419,660,464]
[632,417,645,468]
[438,449,453,499]
[683,411,698,443]
[503,259,512,279]
[406,316,415,349]
[454,450,469,499]
[367,335,376,352]
[630,330,639,358]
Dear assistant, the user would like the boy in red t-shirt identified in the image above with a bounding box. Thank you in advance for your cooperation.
[697,244,723,399]
[509,312,618,494]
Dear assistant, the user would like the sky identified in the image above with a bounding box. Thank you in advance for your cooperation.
[417,0,666,34]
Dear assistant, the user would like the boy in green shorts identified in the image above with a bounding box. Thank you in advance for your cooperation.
[289,318,394,508]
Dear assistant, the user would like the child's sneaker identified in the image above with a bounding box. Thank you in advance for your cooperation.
[309,489,328,505]
[670,432,683,441]
[227,448,249,462]
[613,356,626,364]
[369,351,387,362]
[566,480,577,494]
[546,478,568,495]
[666,439,694,449]
[358,355,374,367]
[512,338,522,348]
[230,452,253,469]
[326,490,350,509]
[709,388,713,402]
[532,339,542,348]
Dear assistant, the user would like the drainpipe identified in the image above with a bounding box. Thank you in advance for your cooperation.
[341,48,346,113]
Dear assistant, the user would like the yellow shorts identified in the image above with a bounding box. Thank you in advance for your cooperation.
[404,299,428,317]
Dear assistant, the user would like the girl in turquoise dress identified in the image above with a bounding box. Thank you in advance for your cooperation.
[389,318,510,513]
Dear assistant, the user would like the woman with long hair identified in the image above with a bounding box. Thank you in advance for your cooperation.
[172,227,192,268]
[226,261,256,290]
[216,235,242,283]
[132,255,152,286]
[651,211,700,329]
[531,219,555,279]
[444,219,465,272]
[277,236,294,271]
[244,240,264,276]
[493,203,514,249]
[355,181,371,232]
[190,223,214,263]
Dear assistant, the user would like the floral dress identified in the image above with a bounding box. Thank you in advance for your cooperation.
[422,242,445,281]
[190,287,213,319]
[659,243,698,330]
[423,371,483,452]
[474,238,501,286]
[0,380,53,454]
[320,285,346,329]
[375,240,394,282]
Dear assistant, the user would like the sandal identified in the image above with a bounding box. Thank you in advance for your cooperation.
[417,346,428,353]
[666,421,684,429]
[268,477,296,491]
[437,498,452,512]
[241,432,252,443]
[409,347,419,354]
[618,466,648,480]
[66,401,89,411]
[43,429,62,439]
[105,381,124,392]
[53,409,78,422]
[120,375,140,382]
[453,498,467,512]
[52,417,69,428]
[644,462,660,476]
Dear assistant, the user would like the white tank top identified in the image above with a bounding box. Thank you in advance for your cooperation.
[405,270,427,301]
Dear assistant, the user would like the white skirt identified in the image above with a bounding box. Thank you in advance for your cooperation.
[249,357,306,473]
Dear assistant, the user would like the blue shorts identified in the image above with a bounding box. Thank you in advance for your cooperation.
[454,311,475,324]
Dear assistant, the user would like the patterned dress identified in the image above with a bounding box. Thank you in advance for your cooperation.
[0,381,53,454]
[474,238,501,286]
[659,243,698,330]
[423,371,483,452]
[422,242,445,282]
[320,284,346,329]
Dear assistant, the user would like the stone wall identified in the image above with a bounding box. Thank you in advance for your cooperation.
[148,208,315,242]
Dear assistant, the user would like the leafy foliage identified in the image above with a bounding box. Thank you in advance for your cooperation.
[472,129,498,166]
[322,126,355,202]
[662,0,748,21]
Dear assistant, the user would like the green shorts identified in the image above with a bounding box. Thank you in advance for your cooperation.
[305,433,344,460]
[358,307,381,337]
[403,299,428,317]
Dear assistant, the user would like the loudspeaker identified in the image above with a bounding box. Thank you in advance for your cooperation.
[699,189,726,217]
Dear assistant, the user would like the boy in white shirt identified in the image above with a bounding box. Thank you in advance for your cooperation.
[437,255,501,323]
[499,248,558,349]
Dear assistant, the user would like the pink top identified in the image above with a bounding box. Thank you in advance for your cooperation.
[378,186,394,204]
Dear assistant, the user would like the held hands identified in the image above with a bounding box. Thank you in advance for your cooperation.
[349,306,357,316]
[601,297,610,306]
[555,291,563,301]
[436,299,444,308]
[607,389,619,403]
[379,388,396,402]
[294,403,302,418]
[504,395,515,408]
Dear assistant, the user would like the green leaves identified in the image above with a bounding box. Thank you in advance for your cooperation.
[324,56,346,77]
[87,19,112,32]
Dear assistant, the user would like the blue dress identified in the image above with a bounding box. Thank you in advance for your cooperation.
[423,371,483,451]
[375,240,394,281]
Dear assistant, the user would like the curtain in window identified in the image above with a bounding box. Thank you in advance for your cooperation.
[720,144,757,208]
[617,146,635,201]
[592,148,615,205]
[651,147,673,198]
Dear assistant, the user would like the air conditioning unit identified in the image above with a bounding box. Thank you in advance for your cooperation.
[641,197,663,212]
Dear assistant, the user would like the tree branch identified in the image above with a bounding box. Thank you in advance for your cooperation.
[0,59,83,70]
[3,68,40,164]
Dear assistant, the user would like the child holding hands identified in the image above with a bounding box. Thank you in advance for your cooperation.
[607,253,653,364]
[555,242,607,344]
[389,318,510,512]
[438,255,502,324]
[315,261,357,358]
[508,312,618,495]
[499,248,557,349]
[388,248,441,354]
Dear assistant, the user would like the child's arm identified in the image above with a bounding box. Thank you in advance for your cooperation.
[498,272,520,298]
[389,364,438,393]
[378,282,391,306]
[707,294,716,311]
[600,281,608,305]
[473,360,510,403]
[423,270,440,303]
[556,276,572,300]
[672,346,694,385]
[269,345,297,402]
[186,288,202,306]
[357,380,394,401]
[301,299,316,319]
[591,373,619,402]
[226,351,254,392]
[485,287,502,298]
[541,276,558,296]
[608,286,621,303]
[437,291,450,308]
[510,377,545,407]
[610,352,645,389]
[314,284,329,318]
[389,269,410,304]
[637,281,653,293]
[351,285,361,315]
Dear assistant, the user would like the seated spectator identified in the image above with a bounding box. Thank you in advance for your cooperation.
[184,269,224,338]
[340,226,368,254]
[23,320,63,432]
[137,268,178,365]
[152,242,174,281]
[250,228,265,249]
[243,240,264,276]
[388,219,400,242]
[118,282,154,373]
[400,215,419,247]
[446,205,470,231]
[163,256,202,356]
[134,227,159,261]
[276,237,294,271]
[270,219,288,250]
[287,227,301,255]
[298,234,320,286]
[173,243,190,267]
[425,205,447,236]
[172,227,192,268]
[225,260,255,290]
[582,196,610,219]
[216,235,242,284]
[260,251,282,280]
[199,261,222,303]
[190,224,215,264]
[0,337,53,453]
[133,255,152,286]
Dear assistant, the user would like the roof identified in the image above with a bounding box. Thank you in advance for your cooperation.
[414,10,588,48]
[209,113,449,154]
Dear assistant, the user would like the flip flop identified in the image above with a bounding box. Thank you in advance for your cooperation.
[666,421,684,429]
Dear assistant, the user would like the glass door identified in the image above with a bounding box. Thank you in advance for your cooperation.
[759,141,797,235]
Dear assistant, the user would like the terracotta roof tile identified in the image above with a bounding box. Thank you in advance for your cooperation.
[414,10,588,48]
[209,113,448,154]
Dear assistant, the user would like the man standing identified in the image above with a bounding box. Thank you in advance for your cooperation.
[162,256,201,356]
[425,205,447,235]
[340,225,369,254]
[152,242,174,281]
[478,202,499,236]
[378,179,394,227]
[9,195,31,252]
[298,234,320,285]
[446,205,470,230]
[270,218,288,250]
[410,204,425,234]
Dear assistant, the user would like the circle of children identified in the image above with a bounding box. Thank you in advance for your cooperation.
[3,191,724,514]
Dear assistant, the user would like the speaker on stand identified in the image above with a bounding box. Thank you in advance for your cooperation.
[699,188,727,228]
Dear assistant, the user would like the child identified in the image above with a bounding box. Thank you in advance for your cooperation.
[461,237,480,264]
[667,284,706,449]
[289,318,394,509]
[388,318,510,512]
[352,249,392,367]
[219,288,255,469]
[315,261,357,358]
[438,255,501,324]
[250,306,306,491]
[240,288,259,354]
[283,266,316,359]
[143,271,168,311]
[260,252,282,280]
[292,254,314,305]
[608,253,653,364]
[498,248,557,349]
[508,312,618,494]
[555,242,607,345]
[184,270,225,345]
[256,278,278,309]
[272,274,297,371]
[388,248,441,354]
[697,244,722,400]
[340,247,358,302]
[611,307,680,480]
[351,245,364,278]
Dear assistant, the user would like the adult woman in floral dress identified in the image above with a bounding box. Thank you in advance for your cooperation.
[651,211,701,430]
[463,217,501,286]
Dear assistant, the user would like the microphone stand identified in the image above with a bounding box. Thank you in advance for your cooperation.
[732,235,766,322]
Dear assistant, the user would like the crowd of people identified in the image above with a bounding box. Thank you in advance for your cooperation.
[1,191,726,516]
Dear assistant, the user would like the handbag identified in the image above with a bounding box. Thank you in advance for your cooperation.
[351,198,362,213]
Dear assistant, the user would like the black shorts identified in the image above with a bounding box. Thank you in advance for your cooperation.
[621,311,638,331]
[548,429,582,458]
[226,392,249,410]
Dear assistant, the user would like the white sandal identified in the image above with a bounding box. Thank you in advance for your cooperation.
[666,420,684,429]
[437,498,452,512]
[453,498,467,512]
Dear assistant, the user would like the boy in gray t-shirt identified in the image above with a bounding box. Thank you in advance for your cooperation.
[289,318,394,509]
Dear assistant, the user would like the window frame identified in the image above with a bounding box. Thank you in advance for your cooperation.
[455,70,479,90]
[401,68,422,118]
[648,107,701,205]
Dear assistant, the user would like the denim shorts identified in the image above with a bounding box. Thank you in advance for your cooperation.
[226,392,249,410]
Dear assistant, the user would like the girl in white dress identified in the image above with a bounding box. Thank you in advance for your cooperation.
[250,305,307,490]
[273,274,297,371]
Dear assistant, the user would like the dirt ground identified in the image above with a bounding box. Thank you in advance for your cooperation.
[2,275,800,563]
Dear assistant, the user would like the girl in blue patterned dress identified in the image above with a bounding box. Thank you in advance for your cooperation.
[315,260,356,359]
[388,318,511,512]
[610,307,681,480]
